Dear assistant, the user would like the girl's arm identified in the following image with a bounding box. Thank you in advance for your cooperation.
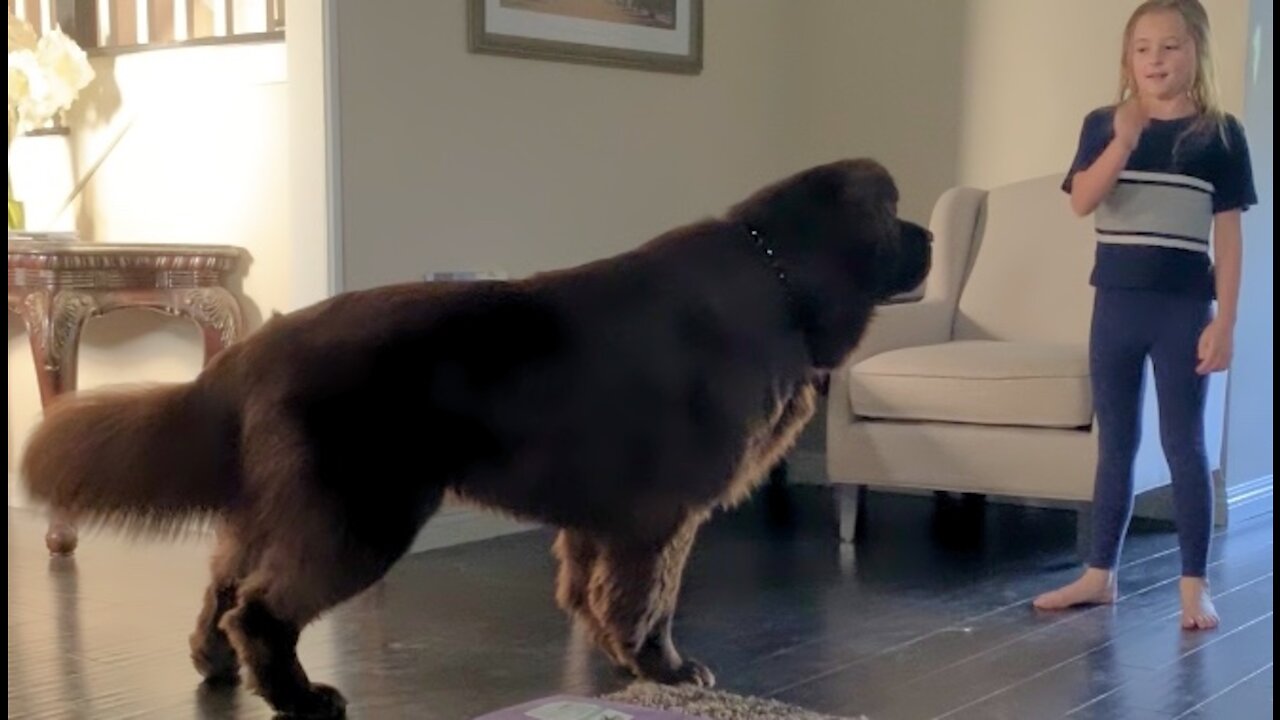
[1197,210,1243,374]
[1070,100,1148,216]
[1070,139,1135,216]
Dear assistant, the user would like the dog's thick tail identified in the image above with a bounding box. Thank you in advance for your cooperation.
[20,382,239,537]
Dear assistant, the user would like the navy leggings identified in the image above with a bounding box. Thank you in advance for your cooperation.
[1088,288,1214,577]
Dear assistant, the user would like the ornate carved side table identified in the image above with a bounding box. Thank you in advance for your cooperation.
[7,239,248,555]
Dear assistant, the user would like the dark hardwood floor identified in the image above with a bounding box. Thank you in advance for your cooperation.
[7,488,1273,719]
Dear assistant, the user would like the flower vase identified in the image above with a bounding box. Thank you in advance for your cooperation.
[6,120,21,230]
[7,191,23,231]
[8,126,77,234]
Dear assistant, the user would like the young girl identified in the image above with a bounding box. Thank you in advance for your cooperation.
[1034,0,1256,630]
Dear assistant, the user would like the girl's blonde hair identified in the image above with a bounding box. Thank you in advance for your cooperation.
[1118,0,1227,144]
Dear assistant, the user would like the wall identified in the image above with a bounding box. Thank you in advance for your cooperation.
[780,1,968,226]
[957,0,1248,188]
[287,0,337,310]
[1221,0,1274,511]
[333,0,797,291]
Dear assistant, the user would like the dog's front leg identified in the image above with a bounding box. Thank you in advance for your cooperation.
[553,529,626,666]
[587,514,714,687]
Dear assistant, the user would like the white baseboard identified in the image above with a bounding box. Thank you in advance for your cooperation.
[1222,474,1274,524]
[408,506,537,553]
[1132,470,1273,527]
[9,473,537,553]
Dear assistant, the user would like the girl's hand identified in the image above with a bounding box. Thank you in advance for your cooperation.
[1113,99,1149,151]
[1196,319,1234,375]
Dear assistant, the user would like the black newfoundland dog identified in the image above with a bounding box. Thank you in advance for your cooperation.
[22,158,931,717]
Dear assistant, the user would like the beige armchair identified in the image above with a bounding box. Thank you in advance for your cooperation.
[826,174,1224,545]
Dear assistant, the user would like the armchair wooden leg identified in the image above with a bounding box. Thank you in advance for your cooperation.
[838,485,864,544]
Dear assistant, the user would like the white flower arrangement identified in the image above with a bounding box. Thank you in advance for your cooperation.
[8,13,95,137]
[8,11,95,229]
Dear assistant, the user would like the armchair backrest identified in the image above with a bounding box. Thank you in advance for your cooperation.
[950,174,1097,344]
[920,185,986,312]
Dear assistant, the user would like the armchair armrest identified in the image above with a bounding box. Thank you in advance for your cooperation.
[847,298,954,367]
[826,294,956,438]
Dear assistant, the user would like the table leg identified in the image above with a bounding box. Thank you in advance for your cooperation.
[17,290,98,555]
[173,288,244,364]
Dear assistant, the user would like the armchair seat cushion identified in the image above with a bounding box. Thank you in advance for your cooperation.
[848,340,1092,429]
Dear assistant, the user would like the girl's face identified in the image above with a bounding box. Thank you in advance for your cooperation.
[1128,10,1197,102]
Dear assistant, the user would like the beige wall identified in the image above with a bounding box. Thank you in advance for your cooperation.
[1223,0,1273,496]
[780,0,968,226]
[288,1,338,311]
[959,0,1248,188]
[334,0,794,290]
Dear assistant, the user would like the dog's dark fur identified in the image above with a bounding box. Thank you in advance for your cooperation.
[21,158,930,718]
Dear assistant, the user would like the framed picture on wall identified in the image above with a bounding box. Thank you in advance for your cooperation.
[468,0,703,74]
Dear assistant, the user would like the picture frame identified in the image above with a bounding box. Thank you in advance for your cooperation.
[468,0,703,75]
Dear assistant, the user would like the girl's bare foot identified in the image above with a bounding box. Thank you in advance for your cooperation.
[1033,567,1118,610]
[1180,576,1219,630]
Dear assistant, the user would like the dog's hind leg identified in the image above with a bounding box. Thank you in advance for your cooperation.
[219,510,430,719]
[220,573,346,718]
[589,513,713,687]
[220,480,444,718]
[190,526,253,685]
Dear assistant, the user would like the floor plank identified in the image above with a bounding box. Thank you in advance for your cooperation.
[1179,663,1273,720]
[1066,614,1273,720]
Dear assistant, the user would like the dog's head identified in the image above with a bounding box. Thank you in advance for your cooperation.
[837,159,933,301]
[728,158,933,367]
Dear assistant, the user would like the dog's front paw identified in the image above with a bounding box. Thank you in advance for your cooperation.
[273,683,347,719]
[640,658,715,688]
[672,659,715,688]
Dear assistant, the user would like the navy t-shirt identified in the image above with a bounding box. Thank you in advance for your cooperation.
[1062,107,1257,299]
